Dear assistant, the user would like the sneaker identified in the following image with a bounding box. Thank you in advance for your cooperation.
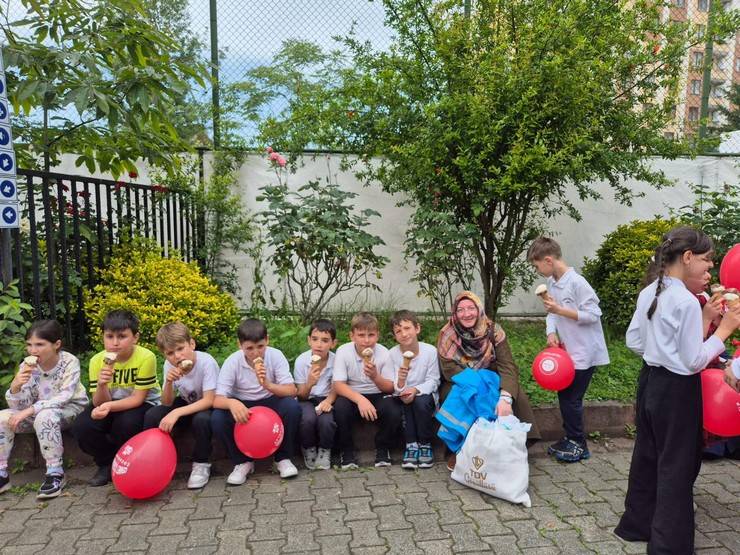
[547,437,570,456]
[276,459,299,479]
[402,443,419,469]
[374,448,391,467]
[315,448,332,470]
[227,462,254,485]
[37,473,66,499]
[418,443,434,468]
[555,439,591,463]
[340,451,358,470]
[0,474,10,494]
[187,462,211,489]
[89,465,111,487]
[302,447,317,470]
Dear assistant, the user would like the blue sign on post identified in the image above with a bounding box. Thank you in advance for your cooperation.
[0,100,8,124]
[0,150,15,175]
[0,178,15,200]
[0,49,18,233]
[0,127,10,148]
[0,201,18,228]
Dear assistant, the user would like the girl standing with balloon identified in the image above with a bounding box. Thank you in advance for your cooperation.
[614,227,740,554]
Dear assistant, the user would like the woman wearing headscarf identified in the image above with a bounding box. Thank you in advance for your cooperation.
[437,291,540,470]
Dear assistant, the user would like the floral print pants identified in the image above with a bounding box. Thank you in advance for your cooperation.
[0,406,82,470]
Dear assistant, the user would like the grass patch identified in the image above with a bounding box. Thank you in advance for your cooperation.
[76,315,642,405]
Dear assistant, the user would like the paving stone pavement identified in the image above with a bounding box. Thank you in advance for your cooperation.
[0,438,737,554]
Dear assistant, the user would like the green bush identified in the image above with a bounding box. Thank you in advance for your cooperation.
[582,217,680,333]
[84,240,239,351]
[0,282,33,389]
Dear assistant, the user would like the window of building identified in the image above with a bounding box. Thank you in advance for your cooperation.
[698,0,709,12]
[697,25,705,39]
[692,51,704,69]
[688,107,700,121]
[674,0,685,7]
[691,79,702,94]
[735,58,740,72]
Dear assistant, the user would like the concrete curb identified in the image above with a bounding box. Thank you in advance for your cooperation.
[7,401,636,469]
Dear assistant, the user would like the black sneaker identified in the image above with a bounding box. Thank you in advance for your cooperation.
[0,474,10,494]
[555,439,590,463]
[547,437,569,456]
[340,452,358,470]
[374,448,391,467]
[89,465,111,487]
[37,473,66,499]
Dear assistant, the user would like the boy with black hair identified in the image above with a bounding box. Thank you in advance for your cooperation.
[389,310,440,469]
[294,319,338,470]
[212,318,301,483]
[72,309,161,486]
[332,312,402,469]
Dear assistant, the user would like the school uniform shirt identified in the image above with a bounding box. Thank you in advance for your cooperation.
[164,351,219,404]
[5,351,88,414]
[293,350,335,399]
[216,347,293,401]
[388,343,441,399]
[89,345,161,404]
[332,342,394,395]
[545,268,610,370]
[626,277,725,375]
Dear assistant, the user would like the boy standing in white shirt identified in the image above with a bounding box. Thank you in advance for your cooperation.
[388,310,440,469]
[528,237,610,463]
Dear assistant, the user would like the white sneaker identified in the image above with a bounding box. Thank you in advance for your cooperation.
[315,448,331,470]
[227,462,254,485]
[276,459,299,478]
[302,447,317,470]
[187,462,211,489]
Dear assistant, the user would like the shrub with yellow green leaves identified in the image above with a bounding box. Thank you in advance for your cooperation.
[85,246,239,350]
[582,217,681,333]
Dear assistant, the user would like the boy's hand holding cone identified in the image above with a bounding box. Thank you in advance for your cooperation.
[99,352,117,385]
[361,348,378,379]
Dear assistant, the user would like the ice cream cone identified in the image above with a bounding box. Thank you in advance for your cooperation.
[361,348,373,363]
[310,354,322,368]
[253,356,266,385]
[710,284,726,303]
[23,355,38,367]
[535,284,552,303]
[103,352,117,366]
[724,292,740,308]
[179,359,194,373]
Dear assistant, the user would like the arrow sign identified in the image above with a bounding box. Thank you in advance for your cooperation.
[0,178,15,200]
[0,100,7,123]
[0,203,18,228]
[0,151,15,175]
[0,75,5,97]
[0,126,10,148]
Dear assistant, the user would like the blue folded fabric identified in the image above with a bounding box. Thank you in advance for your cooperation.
[436,368,500,452]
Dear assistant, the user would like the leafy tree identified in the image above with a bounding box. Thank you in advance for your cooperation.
[257,154,389,323]
[1,0,207,176]
[240,0,739,316]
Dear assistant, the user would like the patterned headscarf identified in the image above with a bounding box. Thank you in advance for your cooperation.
[437,291,497,369]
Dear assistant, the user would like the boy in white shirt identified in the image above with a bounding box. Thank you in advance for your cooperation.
[332,312,402,469]
[211,318,301,483]
[294,319,338,470]
[388,310,440,469]
[143,322,219,489]
[528,237,610,463]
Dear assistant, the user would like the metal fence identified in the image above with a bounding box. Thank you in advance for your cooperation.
[0,169,198,349]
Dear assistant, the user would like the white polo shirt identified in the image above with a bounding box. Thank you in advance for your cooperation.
[388,342,440,398]
[216,346,293,401]
[294,350,335,399]
[332,342,394,395]
[545,268,609,370]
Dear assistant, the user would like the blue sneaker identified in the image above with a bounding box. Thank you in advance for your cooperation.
[402,443,419,469]
[555,439,590,463]
[418,443,434,468]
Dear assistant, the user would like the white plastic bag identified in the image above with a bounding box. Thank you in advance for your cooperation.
[451,415,532,507]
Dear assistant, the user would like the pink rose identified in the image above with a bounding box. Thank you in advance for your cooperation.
[266,146,274,154]
[269,151,279,161]
[277,155,287,167]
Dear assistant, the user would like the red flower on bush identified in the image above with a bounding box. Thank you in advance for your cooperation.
[77,190,90,199]
[115,181,125,191]
[129,171,138,179]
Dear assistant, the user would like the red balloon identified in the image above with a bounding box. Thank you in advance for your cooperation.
[701,368,740,437]
[719,244,740,290]
[234,406,284,459]
[531,347,576,391]
[112,428,177,499]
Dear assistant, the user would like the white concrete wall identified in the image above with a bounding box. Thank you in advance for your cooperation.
[50,153,740,314]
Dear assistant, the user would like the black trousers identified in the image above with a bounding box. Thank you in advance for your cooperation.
[397,394,436,444]
[614,364,703,555]
[72,403,150,466]
[211,396,301,464]
[333,393,402,455]
[557,366,595,442]
[298,398,336,449]
[143,399,213,463]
